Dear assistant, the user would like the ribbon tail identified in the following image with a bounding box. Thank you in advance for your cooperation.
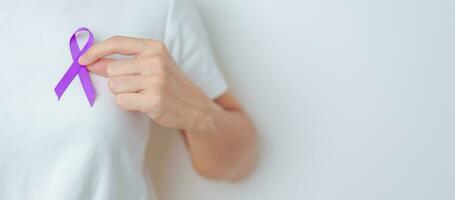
[54,61,81,100]
[78,66,96,107]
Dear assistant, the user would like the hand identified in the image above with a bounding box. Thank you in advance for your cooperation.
[79,36,219,132]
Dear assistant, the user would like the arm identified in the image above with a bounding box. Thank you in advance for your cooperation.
[183,91,257,181]
[79,36,257,181]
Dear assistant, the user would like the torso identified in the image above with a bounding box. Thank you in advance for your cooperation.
[0,1,171,199]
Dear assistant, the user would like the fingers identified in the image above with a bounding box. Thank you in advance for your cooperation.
[79,36,165,65]
[79,35,172,114]
[86,58,113,77]
[112,79,165,114]
[87,57,162,77]
[87,59,141,77]
[106,59,156,77]
[108,75,153,94]
[115,93,150,112]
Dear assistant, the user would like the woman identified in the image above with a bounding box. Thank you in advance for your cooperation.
[0,0,257,199]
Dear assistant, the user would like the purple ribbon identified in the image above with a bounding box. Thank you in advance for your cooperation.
[54,27,96,106]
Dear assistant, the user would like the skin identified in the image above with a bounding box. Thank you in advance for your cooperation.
[78,36,257,181]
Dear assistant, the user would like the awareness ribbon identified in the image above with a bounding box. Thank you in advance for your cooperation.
[54,27,96,106]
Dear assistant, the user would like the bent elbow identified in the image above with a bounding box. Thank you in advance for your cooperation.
[193,140,258,182]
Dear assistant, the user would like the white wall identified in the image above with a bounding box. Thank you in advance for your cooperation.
[147,0,455,200]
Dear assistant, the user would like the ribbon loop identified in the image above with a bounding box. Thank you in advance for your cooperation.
[54,27,96,106]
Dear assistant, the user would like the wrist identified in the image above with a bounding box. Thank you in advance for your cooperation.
[187,99,222,135]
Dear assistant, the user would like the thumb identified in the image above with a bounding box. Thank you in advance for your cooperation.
[85,58,113,77]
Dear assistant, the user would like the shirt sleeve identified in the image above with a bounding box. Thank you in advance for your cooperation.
[163,0,228,99]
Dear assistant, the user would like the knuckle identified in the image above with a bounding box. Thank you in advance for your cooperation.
[140,56,168,75]
[105,36,123,49]
[142,57,156,66]
[108,35,122,42]
[108,78,119,92]
[144,40,167,53]
[154,57,166,68]
[155,41,167,52]
[106,63,115,76]
[147,56,167,70]
[142,77,154,86]
[144,39,158,47]
[115,94,127,107]
[140,59,155,75]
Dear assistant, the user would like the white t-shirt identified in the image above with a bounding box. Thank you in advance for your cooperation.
[0,0,227,199]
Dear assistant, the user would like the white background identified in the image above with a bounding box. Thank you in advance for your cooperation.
[147,0,455,200]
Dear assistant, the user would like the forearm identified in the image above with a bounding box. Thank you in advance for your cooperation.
[183,102,257,181]
[78,35,257,181]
